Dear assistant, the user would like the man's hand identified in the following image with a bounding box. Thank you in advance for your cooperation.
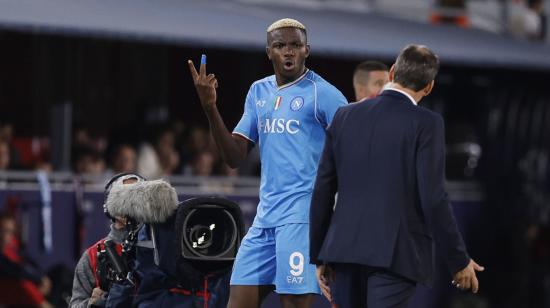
[316,264,335,302]
[90,287,105,305]
[38,276,52,295]
[39,301,54,308]
[188,54,218,111]
[452,259,484,293]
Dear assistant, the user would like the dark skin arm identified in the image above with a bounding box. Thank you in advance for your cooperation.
[188,57,249,168]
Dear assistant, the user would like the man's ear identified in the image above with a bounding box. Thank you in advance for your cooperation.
[389,65,395,82]
[423,80,435,96]
[353,83,364,101]
[305,44,310,58]
[266,47,272,60]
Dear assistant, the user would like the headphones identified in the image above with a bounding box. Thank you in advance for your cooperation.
[103,172,146,221]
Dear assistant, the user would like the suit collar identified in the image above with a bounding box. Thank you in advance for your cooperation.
[380,87,417,106]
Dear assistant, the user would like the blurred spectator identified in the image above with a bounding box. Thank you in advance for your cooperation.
[73,127,92,148]
[0,122,21,169]
[171,119,190,169]
[1,121,50,171]
[110,144,137,173]
[137,142,161,179]
[9,137,51,171]
[73,146,106,175]
[155,128,180,175]
[510,0,547,41]
[138,126,180,178]
[0,123,12,143]
[352,61,389,102]
[73,127,108,155]
[191,151,215,176]
[0,141,10,170]
[0,212,53,308]
[185,127,210,159]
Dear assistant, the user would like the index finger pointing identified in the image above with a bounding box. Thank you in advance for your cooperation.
[187,60,199,81]
[199,54,206,76]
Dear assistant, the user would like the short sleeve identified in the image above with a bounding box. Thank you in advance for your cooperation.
[315,84,348,129]
[233,86,258,143]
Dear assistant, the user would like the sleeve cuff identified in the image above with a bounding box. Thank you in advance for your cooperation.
[449,254,470,275]
[232,131,255,144]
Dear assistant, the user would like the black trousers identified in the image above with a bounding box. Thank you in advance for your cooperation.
[331,263,416,308]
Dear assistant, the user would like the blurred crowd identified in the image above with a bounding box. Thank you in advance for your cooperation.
[0,120,260,180]
[431,0,547,42]
[509,0,547,41]
[0,210,71,308]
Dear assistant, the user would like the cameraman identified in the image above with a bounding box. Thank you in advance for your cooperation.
[69,173,144,308]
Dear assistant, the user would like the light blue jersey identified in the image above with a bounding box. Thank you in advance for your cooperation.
[233,69,347,227]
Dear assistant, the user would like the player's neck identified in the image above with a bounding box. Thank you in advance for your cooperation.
[275,67,307,87]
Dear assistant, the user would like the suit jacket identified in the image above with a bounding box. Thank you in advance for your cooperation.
[309,90,470,286]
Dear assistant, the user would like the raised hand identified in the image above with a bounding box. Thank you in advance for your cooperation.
[188,54,218,111]
[452,259,484,293]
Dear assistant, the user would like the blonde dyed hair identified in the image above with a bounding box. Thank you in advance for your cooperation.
[267,18,306,33]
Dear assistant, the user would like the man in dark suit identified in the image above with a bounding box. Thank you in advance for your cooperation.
[309,44,484,308]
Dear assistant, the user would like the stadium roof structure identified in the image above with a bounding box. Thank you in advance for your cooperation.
[0,0,549,70]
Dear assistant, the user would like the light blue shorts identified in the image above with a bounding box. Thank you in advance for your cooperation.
[230,223,321,294]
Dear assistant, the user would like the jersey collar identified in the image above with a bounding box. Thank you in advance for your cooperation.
[275,69,310,91]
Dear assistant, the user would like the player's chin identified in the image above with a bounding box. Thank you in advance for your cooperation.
[280,65,300,78]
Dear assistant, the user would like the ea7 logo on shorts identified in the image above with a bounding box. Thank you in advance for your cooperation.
[287,252,305,284]
[258,118,300,134]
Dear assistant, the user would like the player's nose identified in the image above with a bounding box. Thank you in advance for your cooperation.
[283,46,295,56]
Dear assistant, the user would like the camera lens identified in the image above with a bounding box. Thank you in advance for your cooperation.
[190,225,213,249]
[182,208,237,258]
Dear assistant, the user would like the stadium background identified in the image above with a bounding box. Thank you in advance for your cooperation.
[1,0,550,307]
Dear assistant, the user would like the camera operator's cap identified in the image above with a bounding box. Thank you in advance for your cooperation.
[110,173,145,189]
[267,18,306,32]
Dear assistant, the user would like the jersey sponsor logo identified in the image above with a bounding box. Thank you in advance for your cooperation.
[258,118,300,134]
[290,96,304,111]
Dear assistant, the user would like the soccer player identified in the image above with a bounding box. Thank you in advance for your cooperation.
[352,60,389,102]
[188,18,347,308]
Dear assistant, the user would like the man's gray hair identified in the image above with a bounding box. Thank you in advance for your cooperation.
[393,44,439,92]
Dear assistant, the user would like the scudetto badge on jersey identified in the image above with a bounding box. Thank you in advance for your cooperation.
[290,97,304,111]
[274,96,283,110]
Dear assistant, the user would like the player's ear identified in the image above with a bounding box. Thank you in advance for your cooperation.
[266,46,272,60]
[305,44,310,58]
[389,65,395,82]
